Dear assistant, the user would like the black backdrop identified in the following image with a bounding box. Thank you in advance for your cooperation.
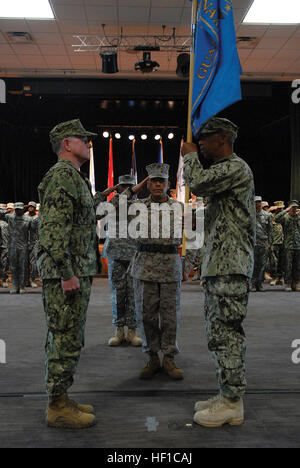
[0,79,292,205]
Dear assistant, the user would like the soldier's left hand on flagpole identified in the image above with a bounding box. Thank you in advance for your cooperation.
[181,142,198,156]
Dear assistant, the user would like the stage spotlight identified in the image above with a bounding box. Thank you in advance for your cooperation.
[103,131,109,138]
[135,52,160,73]
[129,135,135,141]
[115,133,121,139]
[176,53,190,78]
[141,134,147,140]
[100,50,119,74]
[155,134,161,140]
[168,133,174,139]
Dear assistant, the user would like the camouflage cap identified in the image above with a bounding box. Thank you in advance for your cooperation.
[14,202,24,210]
[49,119,98,144]
[146,163,170,179]
[200,117,238,136]
[255,196,262,202]
[28,201,37,208]
[274,200,285,208]
[288,199,299,208]
[261,201,269,207]
[118,174,136,186]
[0,203,6,209]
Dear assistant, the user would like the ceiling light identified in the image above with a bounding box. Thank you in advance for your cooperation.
[176,53,190,78]
[168,133,174,140]
[135,52,160,74]
[0,0,54,19]
[115,133,121,139]
[129,135,135,141]
[100,50,118,74]
[243,0,300,24]
[155,135,161,141]
[141,134,147,140]
[103,131,109,138]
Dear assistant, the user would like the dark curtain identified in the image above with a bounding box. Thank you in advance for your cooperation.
[290,101,300,202]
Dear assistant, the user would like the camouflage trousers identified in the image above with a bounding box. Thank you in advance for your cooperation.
[284,249,300,284]
[108,258,136,328]
[184,249,198,274]
[0,248,9,281]
[42,277,92,397]
[269,244,285,279]
[252,244,268,286]
[9,247,28,290]
[203,275,250,399]
[133,279,181,356]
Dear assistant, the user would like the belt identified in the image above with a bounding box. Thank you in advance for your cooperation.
[137,244,178,254]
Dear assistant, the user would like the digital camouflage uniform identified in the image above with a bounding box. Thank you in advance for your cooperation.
[0,208,38,291]
[125,164,183,357]
[269,213,284,279]
[26,211,39,283]
[183,124,255,399]
[94,180,137,329]
[38,122,99,398]
[252,209,273,288]
[275,209,300,286]
[0,219,9,283]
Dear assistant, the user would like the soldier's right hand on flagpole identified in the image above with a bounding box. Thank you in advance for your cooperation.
[181,142,198,156]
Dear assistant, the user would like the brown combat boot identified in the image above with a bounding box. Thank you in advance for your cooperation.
[139,354,161,379]
[162,356,184,380]
[126,328,142,347]
[108,327,125,346]
[67,395,94,414]
[46,394,96,429]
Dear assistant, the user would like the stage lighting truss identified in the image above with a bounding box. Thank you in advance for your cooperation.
[72,25,191,54]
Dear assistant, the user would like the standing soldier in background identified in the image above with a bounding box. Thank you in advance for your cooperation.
[275,200,300,292]
[251,196,273,292]
[26,201,39,288]
[38,119,99,429]
[94,175,142,347]
[125,164,184,381]
[269,201,285,286]
[182,117,255,428]
[0,204,9,288]
[0,202,36,294]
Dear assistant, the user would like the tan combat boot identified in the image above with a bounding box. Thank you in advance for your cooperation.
[194,394,221,412]
[108,327,125,346]
[270,279,277,286]
[46,394,96,429]
[285,284,292,292]
[162,356,184,380]
[126,328,142,347]
[139,354,161,379]
[67,395,94,414]
[194,396,244,427]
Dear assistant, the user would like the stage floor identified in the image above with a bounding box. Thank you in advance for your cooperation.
[0,279,299,448]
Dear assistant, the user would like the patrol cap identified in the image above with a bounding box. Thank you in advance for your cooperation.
[288,199,299,208]
[0,203,6,209]
[28,201,37,208]
[199,117,238,137]
[49,119,98,144]
[118,174,136,186]
[255,196,262,202]
[262,201,269,208]
[14,202,24,210]
[146,163,170,179]
[274,200,285,208]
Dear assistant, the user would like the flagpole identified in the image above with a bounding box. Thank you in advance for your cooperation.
[182,0,198,262]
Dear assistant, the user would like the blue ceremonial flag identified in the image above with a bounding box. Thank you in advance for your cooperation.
[191,0,242,137]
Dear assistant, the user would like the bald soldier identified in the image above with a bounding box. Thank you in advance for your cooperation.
[182,117,255,428]
[37,119,100,429]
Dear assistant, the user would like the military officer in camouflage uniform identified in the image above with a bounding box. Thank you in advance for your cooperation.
[125,164,184,380]
[37,119,99,429]
[0,203,9,288]
[0,202,37,294]
[251,196,273,292]
[275,200,300,291]
[269,201,285,286]
[94,175,142,347]
[182,117,255,427]
[25,201,39,288]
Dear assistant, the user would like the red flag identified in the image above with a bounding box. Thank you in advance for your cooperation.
[107,137,114,201]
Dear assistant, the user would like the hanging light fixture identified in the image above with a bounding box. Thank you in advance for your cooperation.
[100,50,119,74]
